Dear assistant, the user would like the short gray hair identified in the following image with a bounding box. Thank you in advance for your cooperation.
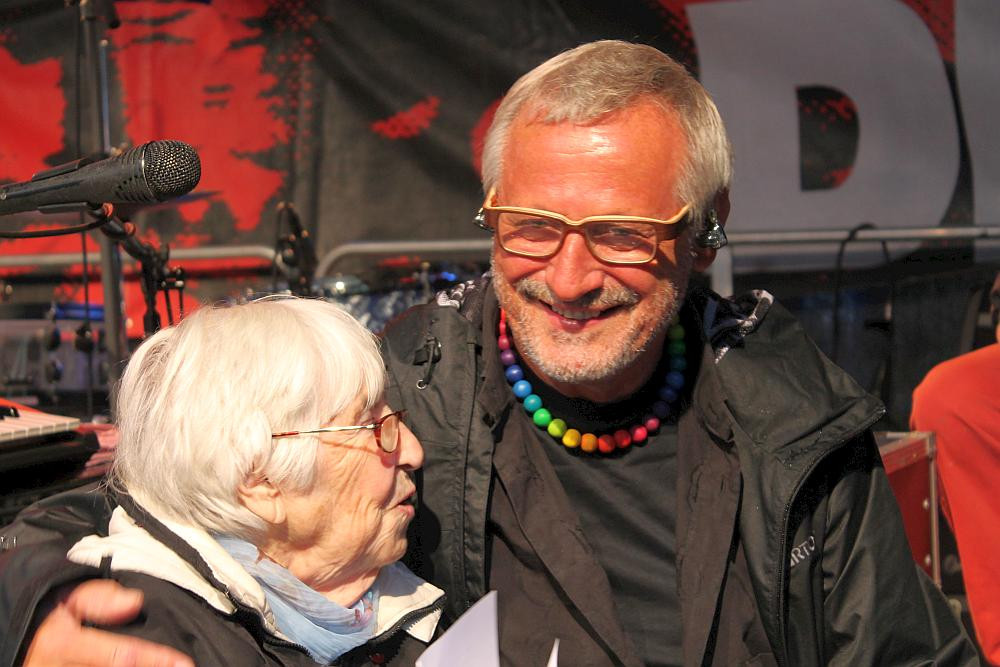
[110,297,386,540]
[481,40,733,220]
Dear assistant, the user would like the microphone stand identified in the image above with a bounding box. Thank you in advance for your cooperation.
[275,202,318,296]
[77,0,128,404]
[92,205,173,338]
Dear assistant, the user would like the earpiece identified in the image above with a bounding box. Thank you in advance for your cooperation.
[694,210,728,249]
[473,208,490,231]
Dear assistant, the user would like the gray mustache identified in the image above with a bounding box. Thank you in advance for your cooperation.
[515,280,640,310]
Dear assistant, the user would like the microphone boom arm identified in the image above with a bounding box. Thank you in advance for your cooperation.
[92,204,174,337]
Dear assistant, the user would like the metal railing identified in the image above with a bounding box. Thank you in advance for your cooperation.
[6,226,998,294]
[315,239,493,279]
[315,226,1000,296]
[0,244,280,271]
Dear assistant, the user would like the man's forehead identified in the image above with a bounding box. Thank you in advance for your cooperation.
[518,91,675,123]
[507,99,685,151]
[499,102,687,209]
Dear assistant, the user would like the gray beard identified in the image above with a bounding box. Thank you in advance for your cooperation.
[491,264,680,385]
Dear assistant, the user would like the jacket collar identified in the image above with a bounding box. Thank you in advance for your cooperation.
[66,498,445,644]
[685,286,884,464]
[475,282,517,434]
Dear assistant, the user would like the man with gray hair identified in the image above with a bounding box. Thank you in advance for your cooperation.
[3,40,977,666]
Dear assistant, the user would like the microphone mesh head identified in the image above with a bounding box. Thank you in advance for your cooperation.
[143,140,202,201]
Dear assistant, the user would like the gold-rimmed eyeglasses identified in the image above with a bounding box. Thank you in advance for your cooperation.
[271,410,407,454]
[474,187,691,265]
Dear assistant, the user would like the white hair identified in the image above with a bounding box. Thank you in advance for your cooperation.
[481,40,733,221]
[110,297,386,540]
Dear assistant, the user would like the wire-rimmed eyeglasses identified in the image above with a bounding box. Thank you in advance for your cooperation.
[474,187,691,265]
[271,410,407,454]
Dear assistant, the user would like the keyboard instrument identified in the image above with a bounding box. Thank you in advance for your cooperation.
[0,397,100,524]
[0,398,80,444]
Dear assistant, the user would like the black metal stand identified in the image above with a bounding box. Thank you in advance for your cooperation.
[77,0,128,401]
[94,206,182,338]
[275,202,318,296]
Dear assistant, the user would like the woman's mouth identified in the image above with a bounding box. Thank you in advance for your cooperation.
[395,490,416,518]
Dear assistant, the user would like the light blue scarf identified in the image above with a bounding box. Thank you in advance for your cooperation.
[215,535,378,663]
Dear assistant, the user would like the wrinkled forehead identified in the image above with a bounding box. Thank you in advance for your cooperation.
[499,102,688,218]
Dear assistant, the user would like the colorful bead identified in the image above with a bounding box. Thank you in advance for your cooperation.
[498,308,686,456]
[562,429,582,448]
[512,380,533,398]
[614,429,632,448]
[666,370,685,390]
[533,408,552,428]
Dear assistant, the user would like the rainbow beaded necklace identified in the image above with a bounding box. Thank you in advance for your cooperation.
[498,309,687,455]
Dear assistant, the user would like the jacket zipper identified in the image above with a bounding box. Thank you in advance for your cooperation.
[232,600,315,656]
[370,594,447,645]
[771,409,885,666]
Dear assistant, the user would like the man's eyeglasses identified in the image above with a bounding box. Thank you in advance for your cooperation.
[474,187,691,265]
[271,410,407,454]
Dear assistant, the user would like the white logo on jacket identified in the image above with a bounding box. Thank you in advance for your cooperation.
[789,535,816,568]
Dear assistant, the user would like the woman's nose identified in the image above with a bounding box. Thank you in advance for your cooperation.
[396,421,424,471]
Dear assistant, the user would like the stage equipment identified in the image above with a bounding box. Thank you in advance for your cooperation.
[274,202,318,297]
[876,431,940,585]
[0,140,200,217]
[0,306,110,400]
[95,206,188,337]
[0,397,104,526]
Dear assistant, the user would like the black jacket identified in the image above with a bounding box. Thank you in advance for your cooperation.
[381,279,977,665]
[0,493,438,666]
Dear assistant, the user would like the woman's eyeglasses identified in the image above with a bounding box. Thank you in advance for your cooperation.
[271,410,407,454]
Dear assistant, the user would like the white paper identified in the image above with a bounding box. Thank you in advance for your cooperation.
[546,638,559,667]
[416,590,500,667]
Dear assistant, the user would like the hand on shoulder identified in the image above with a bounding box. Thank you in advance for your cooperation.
[22,580,193,667]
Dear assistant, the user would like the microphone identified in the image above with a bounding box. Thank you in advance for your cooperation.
[0,140,201,216]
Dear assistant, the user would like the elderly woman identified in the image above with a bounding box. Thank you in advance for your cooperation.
[58,297,442,665]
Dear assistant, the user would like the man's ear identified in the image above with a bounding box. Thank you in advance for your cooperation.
[692,188,731,273]
[238,475,286,525]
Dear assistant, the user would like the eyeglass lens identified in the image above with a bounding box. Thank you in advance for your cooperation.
[497,212,658,262]
[376,412,401,453]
